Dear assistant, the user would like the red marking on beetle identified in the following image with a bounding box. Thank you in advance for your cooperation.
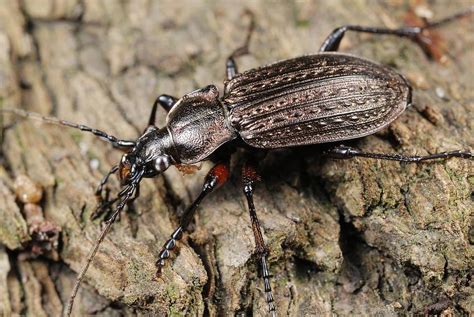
[242,163,261,184]
[209,162,230,187]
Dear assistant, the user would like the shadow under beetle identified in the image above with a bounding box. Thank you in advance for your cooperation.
[2,7,473,317]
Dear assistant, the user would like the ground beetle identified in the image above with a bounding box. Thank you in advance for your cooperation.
[2,7,473,316]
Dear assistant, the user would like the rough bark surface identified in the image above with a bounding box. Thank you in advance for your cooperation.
[0,0,472,316]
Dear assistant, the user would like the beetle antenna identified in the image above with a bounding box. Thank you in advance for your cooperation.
[63,180,140,317]
[1,108,135,148]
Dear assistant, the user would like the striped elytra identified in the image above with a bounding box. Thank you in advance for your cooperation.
[223,52,411,148]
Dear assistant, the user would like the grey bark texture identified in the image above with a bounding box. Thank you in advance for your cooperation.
[0,0,473,316]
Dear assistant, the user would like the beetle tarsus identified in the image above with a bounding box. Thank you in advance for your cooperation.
[155,226,183,278]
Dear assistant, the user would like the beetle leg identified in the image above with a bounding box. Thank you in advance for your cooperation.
[324,145,473,162]
[226,9,256,80]
[91,165,119,220]
[99,183,142,223]
[95,165,118,204]
[155,161,230,278]
[319,8,473,54]
[91,166,143,221]
[242,161,276,316]
[127,184,140,210]
[148,94,178,126]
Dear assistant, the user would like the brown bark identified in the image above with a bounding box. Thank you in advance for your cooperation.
[0,0,472,316]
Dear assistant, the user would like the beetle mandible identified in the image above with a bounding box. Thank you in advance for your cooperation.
[2,7,473,317]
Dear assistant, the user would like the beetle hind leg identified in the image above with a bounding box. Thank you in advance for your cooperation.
[324,145,473,162]
[319,8,473,56]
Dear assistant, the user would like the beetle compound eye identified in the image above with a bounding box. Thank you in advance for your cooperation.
[155,155,170,172]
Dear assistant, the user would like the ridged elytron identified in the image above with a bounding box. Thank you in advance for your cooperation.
[2,7,473,317]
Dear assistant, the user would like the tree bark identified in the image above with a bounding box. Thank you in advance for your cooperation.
[0,0,472,316]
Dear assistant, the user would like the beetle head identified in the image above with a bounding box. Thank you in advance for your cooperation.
[118,126,174,185]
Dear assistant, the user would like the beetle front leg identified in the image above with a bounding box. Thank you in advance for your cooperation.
[319,8,473,55]
[155,161,230,277]
[148,94,178,126]
[91,165,119,220]
[324,145,473,162]
[225,9,256,80]
[242,161,276,316]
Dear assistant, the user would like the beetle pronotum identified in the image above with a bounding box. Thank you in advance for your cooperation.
[1,6,473,316]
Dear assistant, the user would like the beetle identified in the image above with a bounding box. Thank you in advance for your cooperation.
[2,7,473,317]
